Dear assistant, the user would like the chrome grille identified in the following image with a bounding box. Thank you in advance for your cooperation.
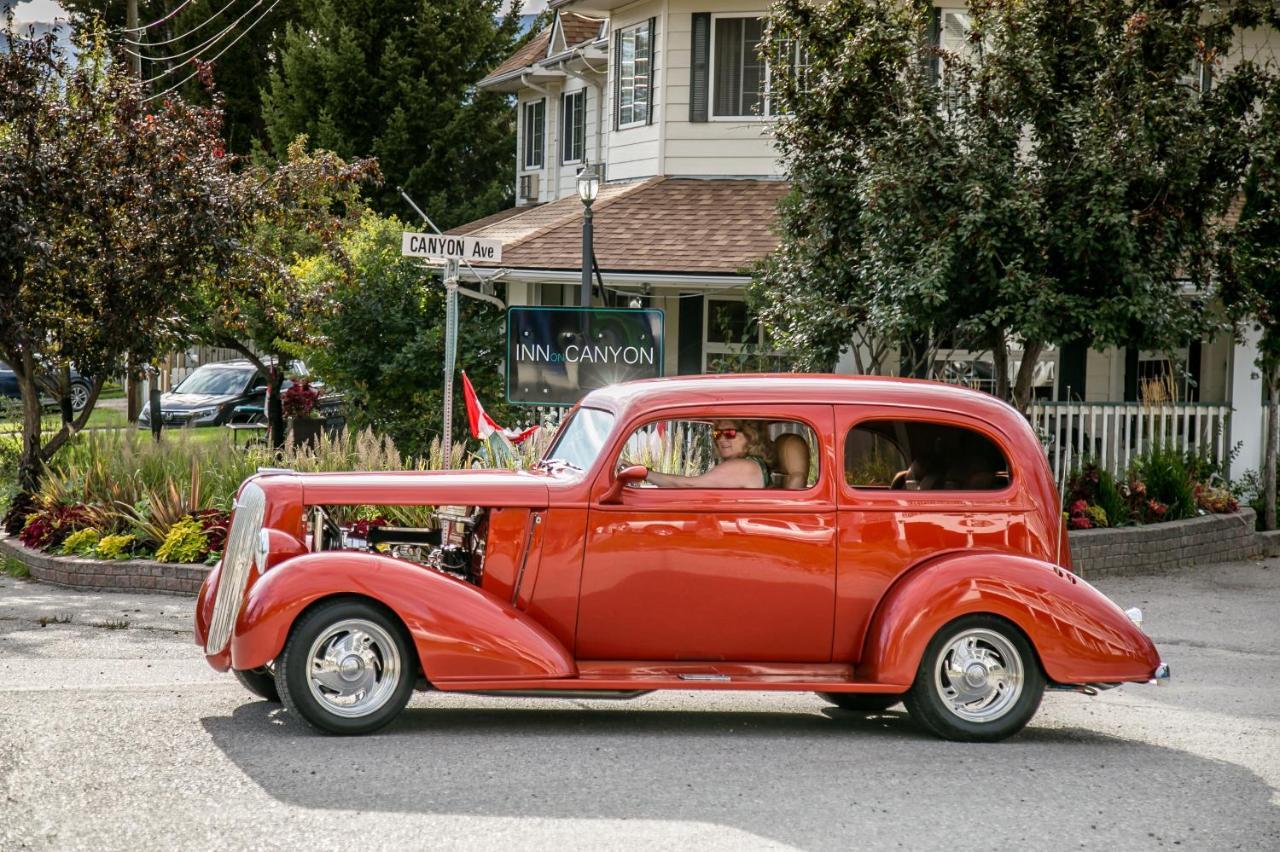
[204,482,267,655]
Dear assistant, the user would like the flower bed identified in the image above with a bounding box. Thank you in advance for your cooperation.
[1068,508,1264,578]
[0,533,209,595]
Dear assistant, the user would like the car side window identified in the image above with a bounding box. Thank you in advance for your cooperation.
[845,420,1010,491]
[621,418,819,489]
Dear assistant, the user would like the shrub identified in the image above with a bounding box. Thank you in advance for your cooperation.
[155,517,209,564]
[1066,461,1130,527]
[282,380,320,419]
[60,528,101,556]
[1194,483,1239,514]
[95,534,137,561]
[1129,444,1196,523]
[19,504,97,551]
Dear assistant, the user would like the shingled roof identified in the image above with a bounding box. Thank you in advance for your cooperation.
[479,11,604,87]
[452,178,790,276]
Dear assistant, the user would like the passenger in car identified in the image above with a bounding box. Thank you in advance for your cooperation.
[772,432,810,489]
[640,420,771,488]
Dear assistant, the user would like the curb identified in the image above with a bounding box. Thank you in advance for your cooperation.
[1067,508,1265,579]
[0,534,209,597]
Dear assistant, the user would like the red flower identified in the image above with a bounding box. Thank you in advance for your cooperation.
[1069,499,1088,514]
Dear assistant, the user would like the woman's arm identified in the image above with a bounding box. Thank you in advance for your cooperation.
[642,459,763,489]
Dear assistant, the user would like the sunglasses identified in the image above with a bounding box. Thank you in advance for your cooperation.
[712,428,739,440]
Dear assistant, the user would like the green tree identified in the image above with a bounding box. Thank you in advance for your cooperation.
[753,0,1268,407]
[60,0,300,154]
[261,0,523,227]
[296,212,511,457]
[0,28,240,496]
[1220,72,1280,531]
[190,138,380,447]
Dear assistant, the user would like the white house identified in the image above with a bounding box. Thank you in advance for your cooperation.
[459,0,1276,480]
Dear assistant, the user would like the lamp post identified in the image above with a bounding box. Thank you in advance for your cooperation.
[577,161,600,308]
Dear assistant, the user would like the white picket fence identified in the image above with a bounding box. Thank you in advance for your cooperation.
[1027,400,1232,485]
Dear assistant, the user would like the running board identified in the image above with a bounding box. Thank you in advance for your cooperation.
[459,689,654,700]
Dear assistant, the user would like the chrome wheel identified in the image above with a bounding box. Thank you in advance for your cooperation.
[931,628,1023,723]
[305,618,402,719]
[69,382,89,412]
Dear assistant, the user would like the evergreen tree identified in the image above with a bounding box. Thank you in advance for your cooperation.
[262,0,523,227]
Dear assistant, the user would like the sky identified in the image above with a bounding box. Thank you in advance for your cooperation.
[3,0,68,25]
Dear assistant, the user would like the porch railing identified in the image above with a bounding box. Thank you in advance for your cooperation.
[1027,400,1231,486]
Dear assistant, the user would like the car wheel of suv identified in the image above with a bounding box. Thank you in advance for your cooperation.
[69,380,90,413]
[233,666,280,702]
[275,599,415,735]
[902,615,1045,742]
[817,692,903,713]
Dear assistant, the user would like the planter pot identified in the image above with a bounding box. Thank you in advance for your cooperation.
[290,417,323,447]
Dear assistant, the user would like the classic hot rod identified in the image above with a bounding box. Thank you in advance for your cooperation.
[195,375,1168,741]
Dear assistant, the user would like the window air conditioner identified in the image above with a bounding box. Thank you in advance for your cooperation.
[519,173,540,202]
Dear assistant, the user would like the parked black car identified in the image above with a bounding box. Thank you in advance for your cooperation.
[138,359,336,428]
[0,361,95,413]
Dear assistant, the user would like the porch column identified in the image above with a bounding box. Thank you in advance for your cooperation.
[1229,324,1266,480]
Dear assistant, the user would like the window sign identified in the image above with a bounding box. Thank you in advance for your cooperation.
[508,307,664,405]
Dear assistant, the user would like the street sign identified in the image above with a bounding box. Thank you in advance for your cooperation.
[401,232,503,263]
[507,306,664,405]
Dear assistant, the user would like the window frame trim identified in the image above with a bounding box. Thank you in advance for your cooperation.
[708,12,799,121]
[561,88,586,165]
[615,20,653,131]
[701,294,788,373]
[522,97,546,170]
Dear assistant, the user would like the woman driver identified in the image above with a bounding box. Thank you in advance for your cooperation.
[640,420,771,489]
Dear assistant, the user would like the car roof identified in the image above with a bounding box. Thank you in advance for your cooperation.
[581,374,1026,429]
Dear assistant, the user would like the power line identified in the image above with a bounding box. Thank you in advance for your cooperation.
[144,0,279,102]
[124,0,264,84]
[117,0,198,33]
[122,0,240,47]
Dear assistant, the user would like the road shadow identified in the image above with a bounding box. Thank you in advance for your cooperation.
[203,695,1280,849]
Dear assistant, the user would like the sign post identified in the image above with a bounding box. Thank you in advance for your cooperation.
[401,229,501,465]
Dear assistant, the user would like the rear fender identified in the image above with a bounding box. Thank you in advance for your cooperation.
[857,551,1160,686]
[229,552,576,683]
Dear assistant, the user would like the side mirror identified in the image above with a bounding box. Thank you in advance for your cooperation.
[251,385,268,395]
[600,465,648,505]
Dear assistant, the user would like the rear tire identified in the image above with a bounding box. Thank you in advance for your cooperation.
[902,614,1045,742]
[817,692,903,713]
[233,666,280,702]
[275,599,415,735]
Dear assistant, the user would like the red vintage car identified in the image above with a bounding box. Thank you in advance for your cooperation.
[195,375,1167,741]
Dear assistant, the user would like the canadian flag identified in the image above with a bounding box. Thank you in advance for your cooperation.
[461,371,501,440]
[462,371,540,446]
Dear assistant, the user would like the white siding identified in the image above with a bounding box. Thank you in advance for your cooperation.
[516,93,554,204]
[606,0,664,181]
[664,0,782,177]
[556,82,604,199]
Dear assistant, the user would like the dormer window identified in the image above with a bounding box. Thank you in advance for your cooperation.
[523,99,545,169]
[615,20,654,128]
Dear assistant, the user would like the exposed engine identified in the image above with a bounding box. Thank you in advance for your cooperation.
[307,504,487,584]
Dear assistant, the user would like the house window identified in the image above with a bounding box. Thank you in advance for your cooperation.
[522,99,545,169]
[562,89,586,164]
[616,21,652,128]
[711,15,804,118]
[702,297,791,373]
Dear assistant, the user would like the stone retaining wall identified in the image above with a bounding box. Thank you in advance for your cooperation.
[0,534,209,596]
[1068,508,1263,579]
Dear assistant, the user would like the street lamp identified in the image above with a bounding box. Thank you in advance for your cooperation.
[577,161,600,307]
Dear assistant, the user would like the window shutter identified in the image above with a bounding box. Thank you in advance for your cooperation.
[690,13,709,122]
[646,17,656,126]
[613,27,622,131]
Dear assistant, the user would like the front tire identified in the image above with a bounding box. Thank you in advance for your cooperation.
[903,614,1045,742]
[275,599,415,735]
[233,666,280,702]
[818,692,903,713]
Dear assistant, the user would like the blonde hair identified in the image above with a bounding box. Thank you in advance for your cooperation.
[718,420,772,465]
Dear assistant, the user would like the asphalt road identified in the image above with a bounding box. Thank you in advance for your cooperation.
[1,560,1277,851]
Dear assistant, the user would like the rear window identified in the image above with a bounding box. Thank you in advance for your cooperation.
[845,420,1010,491]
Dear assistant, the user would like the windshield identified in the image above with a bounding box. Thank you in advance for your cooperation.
[174,366,253,396]
[541,408,615,471]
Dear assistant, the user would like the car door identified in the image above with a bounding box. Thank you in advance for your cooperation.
[575,405,837,662]
[833,404,1039,663]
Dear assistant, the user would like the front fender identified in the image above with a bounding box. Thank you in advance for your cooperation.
[857,552,1161,686]
[229,552,577,683]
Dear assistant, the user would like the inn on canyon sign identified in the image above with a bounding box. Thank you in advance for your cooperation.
[507,307,665,405]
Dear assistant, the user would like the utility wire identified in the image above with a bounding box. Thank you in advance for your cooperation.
[121,0,239,46]
[116,0,198,33]
[125,0,264,84]
[144,0,279,102]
